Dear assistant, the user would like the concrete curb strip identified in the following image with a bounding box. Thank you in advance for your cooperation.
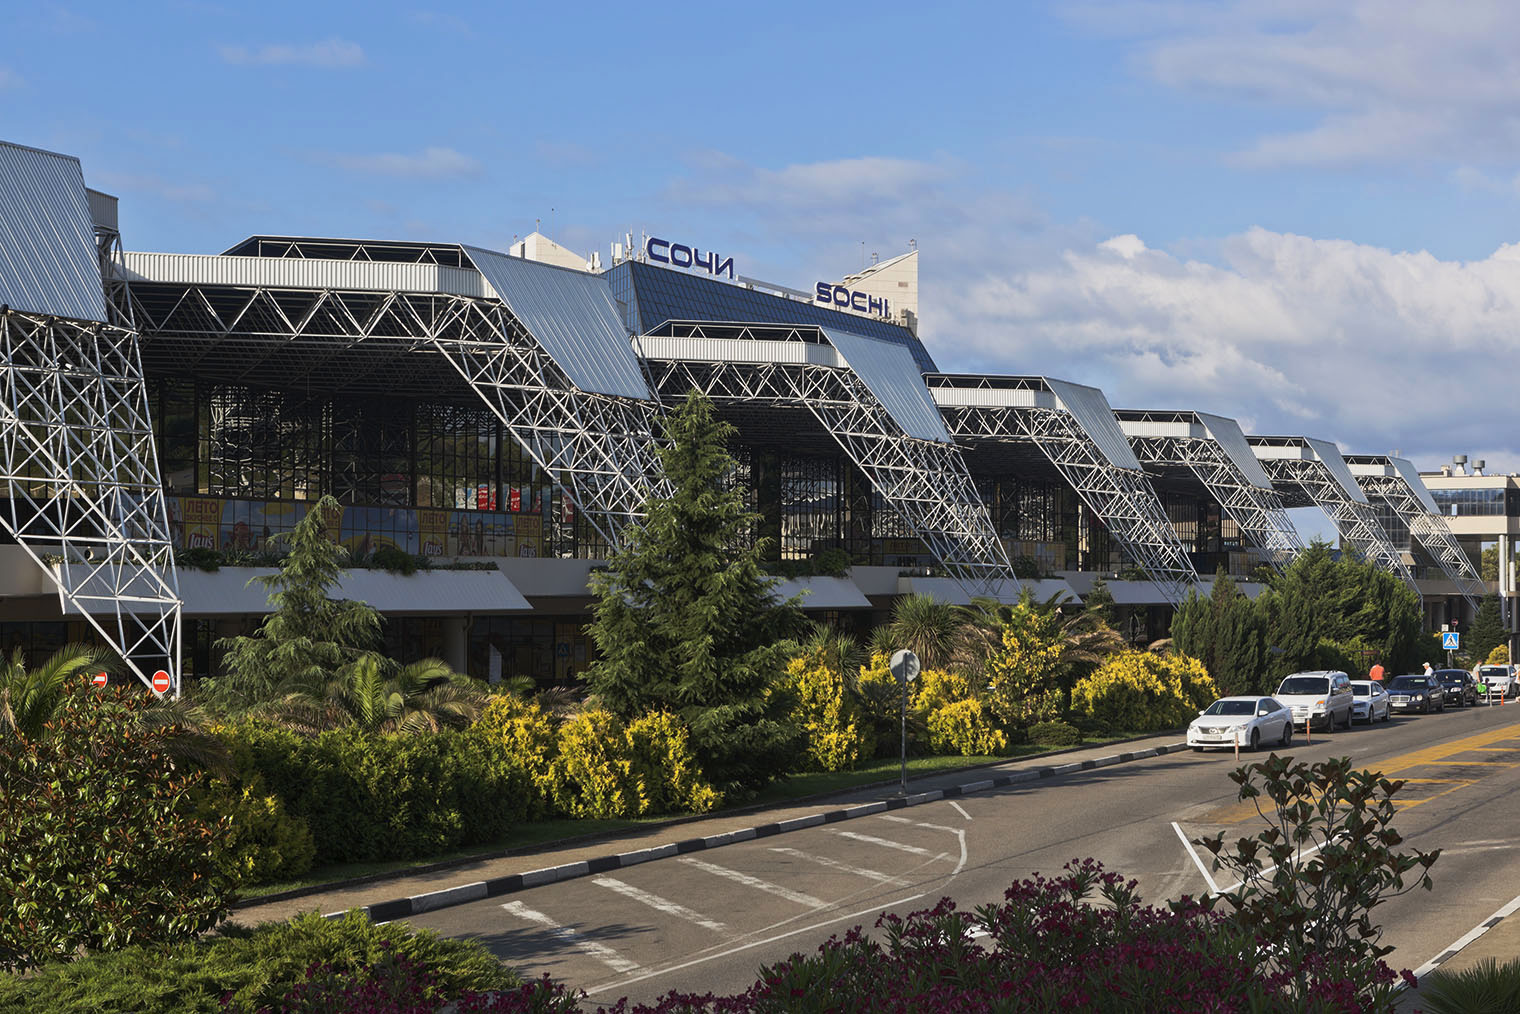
[330,741,1190,923]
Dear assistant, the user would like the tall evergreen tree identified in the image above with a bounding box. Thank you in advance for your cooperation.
[1468,594,1507,666]
[1171,571,1265,695]
[218,495,381,702]
[584,391,802,796]
[1084,578,1117,630]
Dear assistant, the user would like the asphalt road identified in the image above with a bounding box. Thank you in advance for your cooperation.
[403,702,1520,1006]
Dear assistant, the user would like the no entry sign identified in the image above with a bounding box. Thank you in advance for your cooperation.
[151,670,171,694]
[91,672,107,687]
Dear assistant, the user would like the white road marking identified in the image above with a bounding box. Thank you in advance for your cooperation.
[677,857,827,909]
[591,877,729,933]
[836,830,937,856]
[500,901,640,974]
[1403,890,1520,990]
[948,801,972,820]
[1172,821,1221,894]
[878,814,914,824]
[582,892,928,996]
[875,814,960,833]
[768,846,911,886]
[1438,844,1520,856]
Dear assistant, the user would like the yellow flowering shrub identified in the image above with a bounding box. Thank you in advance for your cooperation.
[912,667,974,717]
[855,652,905,757]
[1072,650,1219,732]
[626,711,723,813]
[543,709,644,819]
[924,698,1008,756]
[785,650,870,771]
[983,602,1065,727]
[470,694,559,819]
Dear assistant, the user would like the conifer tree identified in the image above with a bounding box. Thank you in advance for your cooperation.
[585,391,802,795]
[1468,594,1507,666]
[1084,577,1116,629]
[218,495,381,702]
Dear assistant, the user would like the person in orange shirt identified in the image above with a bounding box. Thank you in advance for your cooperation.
[1369,663,1385,682]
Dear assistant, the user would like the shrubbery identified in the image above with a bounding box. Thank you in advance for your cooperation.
[1028,718,1083,746]
[1071,649,1218,732]
[784,649,869,772]
[0,685,240,972]
[923,698,1008,756]
[0,911,515,1014]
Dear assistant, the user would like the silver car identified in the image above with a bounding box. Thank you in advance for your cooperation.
[1350,680,1391,724]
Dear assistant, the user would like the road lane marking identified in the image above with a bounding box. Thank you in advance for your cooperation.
[835,830,937,856]
[500,901,640,974]
[1172,821,1221,894]
[676,857,827,909]
[591,877,729,933]
[1402,890,1520,991]
[581,892,929,997]
[767,847,910,886]
[948,801,972,820]
[875,814,961,834]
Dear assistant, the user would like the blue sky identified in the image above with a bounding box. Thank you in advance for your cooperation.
[6,0,1519,512]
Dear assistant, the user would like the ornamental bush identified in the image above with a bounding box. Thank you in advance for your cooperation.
[983,601,1066,729]
[924,698,1008,756]
[784,649,869,772]
[625,711,723,814]
[468,694,559,821]
[910,667,975,717]
[1029,718,1083,746]
[0,685,240,971]
[542,709,643,819]
[1071,650,1218,732]
[208,784,316,884]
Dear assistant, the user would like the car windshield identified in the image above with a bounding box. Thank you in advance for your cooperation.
[1440,676,1465,686]
[1481,667,1508,677]
[1387,677,1426,690]
[1278,677,1329,695]
[1203,700,1255,716]
[1351,684,1370,697]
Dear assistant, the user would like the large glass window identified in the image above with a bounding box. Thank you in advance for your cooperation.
[1431,488,1511,517]
[417,403,498,510]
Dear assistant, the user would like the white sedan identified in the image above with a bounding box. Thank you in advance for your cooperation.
[1351,680,1392,724]
[1188,696,1294,752]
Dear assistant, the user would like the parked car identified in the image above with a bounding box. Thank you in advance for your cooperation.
[1350,680,1391,724]
[1437,669,1478,708]
[1385,674,1445,714]
[1475,664,1516,699]
[1275,671,1354,732]
[1188,696,1294,752]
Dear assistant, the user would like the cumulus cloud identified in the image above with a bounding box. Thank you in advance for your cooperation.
[1068,0,1520,167]
[319,146,481,179]
[220,38,364,68]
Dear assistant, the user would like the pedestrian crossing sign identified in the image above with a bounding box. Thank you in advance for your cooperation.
[1442,631,1460,651]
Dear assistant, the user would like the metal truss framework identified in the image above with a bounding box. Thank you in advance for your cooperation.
[1126,434,1302,573]
[1357,473,1483,606]
[639,323,1014,598]
[0,310,182,692]
[1256,456,1418,591]
[931,386,1198,605]
[118,280,666,551]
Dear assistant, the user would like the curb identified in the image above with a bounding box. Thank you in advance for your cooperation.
[335,740,1191,923]
[1397,891,1520,997]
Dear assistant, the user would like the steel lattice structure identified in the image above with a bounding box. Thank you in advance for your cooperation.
[1119,414,1302,574]
[116,277,667,551]
[0,309,182,692]
[925,376,1198,604]
[637,323,1014,598]
[1254,453,1418,591]
[1347,461,1482,607]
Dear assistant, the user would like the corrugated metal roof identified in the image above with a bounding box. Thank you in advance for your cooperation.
[820,326,951,442]
[1197,412,1275,490]
[118,251,488,298]
[1304,437,1370,505]
[467,246,651,400]
[1046,378,1142,470]
[0,141,106,322]
[1391,457,1441,514]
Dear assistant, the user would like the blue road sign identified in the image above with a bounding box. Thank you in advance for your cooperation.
[1442,631,1460,651]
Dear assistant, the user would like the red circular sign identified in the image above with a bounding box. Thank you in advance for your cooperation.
[151,670,172,694]
[91,672,108,687]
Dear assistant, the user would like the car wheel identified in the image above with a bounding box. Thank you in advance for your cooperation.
[1249,728,1260,752]
[1341,709,1352,730]
[1281,723,1292,747]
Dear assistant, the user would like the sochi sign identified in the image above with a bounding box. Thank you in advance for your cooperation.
[646,237,734,279]
[815,282,890,318]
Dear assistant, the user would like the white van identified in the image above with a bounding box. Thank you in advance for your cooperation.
[1274,670,1354,732]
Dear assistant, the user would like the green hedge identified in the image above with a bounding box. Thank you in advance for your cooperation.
[222,723,534,866]
[0,911,515,1014]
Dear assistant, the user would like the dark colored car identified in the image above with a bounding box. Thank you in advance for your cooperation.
[1436,669,1477,708]
[1385,674,1445,714]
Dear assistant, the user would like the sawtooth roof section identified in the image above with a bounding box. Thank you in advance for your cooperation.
[1196,412,1275,489]
[0,141,106,322]
[1046,378,1142,470]
[466,246,651,400]
[1304,437,1370,505]
[820,326,951,443]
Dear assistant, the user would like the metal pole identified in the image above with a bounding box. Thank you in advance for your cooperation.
[900,680,908,796]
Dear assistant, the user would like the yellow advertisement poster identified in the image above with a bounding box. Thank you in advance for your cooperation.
[418,509,450,558]
[182,498,221,550]
[516,514,542,558]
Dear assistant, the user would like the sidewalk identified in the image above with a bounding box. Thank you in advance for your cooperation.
[229,731,1190,927]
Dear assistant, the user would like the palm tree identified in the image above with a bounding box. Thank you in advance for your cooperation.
[964,590,1126,707]
[265,654,489,735]
[799,621,864,679]
[883,594,962,671]
[0,643,115,739]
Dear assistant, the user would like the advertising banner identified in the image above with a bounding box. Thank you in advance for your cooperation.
[418,509,450,557]
[182,498,221,550]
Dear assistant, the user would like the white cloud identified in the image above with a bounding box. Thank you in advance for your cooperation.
[219,38,364,68]
[320,147,481,179]
[1070,1,1520,167]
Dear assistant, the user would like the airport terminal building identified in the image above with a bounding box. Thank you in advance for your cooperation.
[0,140,1500,692]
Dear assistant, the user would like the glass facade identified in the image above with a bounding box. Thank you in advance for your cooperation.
[1430,487,1520,517]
